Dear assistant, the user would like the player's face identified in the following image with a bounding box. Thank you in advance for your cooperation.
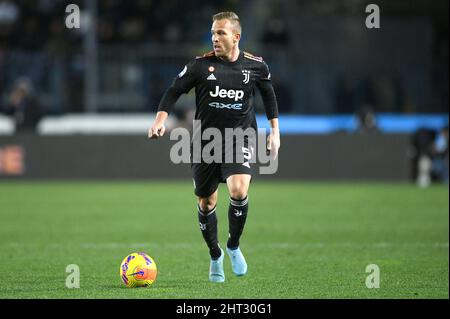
[211,19,240,58]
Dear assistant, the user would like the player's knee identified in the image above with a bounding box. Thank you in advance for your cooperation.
[229,187,248,200]
[198,197,217,213]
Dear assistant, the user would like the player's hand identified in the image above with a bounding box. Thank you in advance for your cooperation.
[267,130,280,159]
[148,122,166,139]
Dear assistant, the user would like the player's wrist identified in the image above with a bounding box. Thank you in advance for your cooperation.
[155,111,168,124]
[270,127,280,136]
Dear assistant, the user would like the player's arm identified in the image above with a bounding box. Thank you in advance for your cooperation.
[256,61,280,158]
[148,61,198,139]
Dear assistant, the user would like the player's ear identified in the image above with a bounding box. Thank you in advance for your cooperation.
[234,33,241,43]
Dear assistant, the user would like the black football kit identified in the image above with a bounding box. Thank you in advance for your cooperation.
[158,50,279,197]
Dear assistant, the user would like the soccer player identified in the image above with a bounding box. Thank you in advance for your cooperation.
[148,11,280,282]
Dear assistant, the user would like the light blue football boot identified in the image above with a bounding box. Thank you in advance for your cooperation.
[226,247,247,276]
[209,248,225,283]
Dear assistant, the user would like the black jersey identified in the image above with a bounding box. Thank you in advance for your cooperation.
[158,50,278,133]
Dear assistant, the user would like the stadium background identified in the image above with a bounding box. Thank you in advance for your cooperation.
[0,0,448,299]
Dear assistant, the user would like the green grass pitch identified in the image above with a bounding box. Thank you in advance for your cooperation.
[0,181,448,298]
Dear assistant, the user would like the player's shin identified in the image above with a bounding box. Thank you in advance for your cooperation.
[227,196,249,249]
[197,205,222,260]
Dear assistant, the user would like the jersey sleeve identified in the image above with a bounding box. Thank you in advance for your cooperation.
[255,61,279,120]
[157,59,198,114]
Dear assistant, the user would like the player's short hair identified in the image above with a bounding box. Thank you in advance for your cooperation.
[212,11,242,34]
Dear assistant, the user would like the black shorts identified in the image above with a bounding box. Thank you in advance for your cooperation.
[191,138,256,197]
[191,135,256,197]
[191,162,254,197]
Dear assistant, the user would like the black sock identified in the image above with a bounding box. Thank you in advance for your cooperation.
[198,205,221,260]
[227,196,249,250]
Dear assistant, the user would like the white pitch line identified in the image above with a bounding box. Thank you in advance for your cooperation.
[3,242,449,249]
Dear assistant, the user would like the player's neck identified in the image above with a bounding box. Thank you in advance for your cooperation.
[219,47,240,63]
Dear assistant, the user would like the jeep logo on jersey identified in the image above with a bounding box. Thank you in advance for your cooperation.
[209,86,244,101]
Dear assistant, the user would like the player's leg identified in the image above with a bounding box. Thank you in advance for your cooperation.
[193,163,225,282]
[197,190,221,260]
[225,173,251,276]
[198,190,225,282]
[226,174,251,249]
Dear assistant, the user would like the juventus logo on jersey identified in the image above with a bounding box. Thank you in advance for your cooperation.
[242,70,250,84]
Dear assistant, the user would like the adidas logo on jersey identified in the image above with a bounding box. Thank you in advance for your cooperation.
[207,73,216,81]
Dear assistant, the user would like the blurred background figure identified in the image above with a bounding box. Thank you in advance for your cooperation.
[3,77,43,133]
[355,106,379,133]
[431,126,449,184]
[412,126,449,187]
[412,128,435,187]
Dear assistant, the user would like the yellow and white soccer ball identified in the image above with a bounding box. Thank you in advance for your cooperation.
[120,252,157,287]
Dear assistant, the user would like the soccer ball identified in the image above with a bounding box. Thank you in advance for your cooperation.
[120,252,157,287]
